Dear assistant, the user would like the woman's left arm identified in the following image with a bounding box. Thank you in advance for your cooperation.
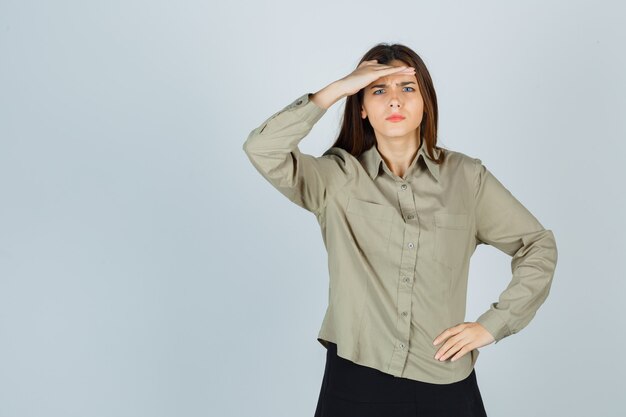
[471,158,559,344]
[434,157,558,362]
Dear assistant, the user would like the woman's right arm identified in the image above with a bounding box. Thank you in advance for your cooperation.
[309,81,348,110]
[242,61,415,215]
[241,83,349,215]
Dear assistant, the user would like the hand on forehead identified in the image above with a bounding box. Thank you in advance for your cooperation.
[369,69,417,88]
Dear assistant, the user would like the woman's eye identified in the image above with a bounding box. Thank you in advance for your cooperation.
[373,87,414,95]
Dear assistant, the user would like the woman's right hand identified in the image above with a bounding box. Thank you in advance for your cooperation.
[336,59,416,97]
[310,60,415,110]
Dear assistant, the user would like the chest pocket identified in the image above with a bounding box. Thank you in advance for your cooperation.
[433,212,469,270]
[345,197,395,256]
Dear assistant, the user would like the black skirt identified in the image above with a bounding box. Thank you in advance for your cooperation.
[314,342,488,417]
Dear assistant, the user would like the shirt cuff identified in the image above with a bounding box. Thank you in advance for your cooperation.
[280,92,327,126]
[476,308,512,344]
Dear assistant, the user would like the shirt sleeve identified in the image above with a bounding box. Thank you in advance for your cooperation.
[242,92,351,215]
[472,158,558,344]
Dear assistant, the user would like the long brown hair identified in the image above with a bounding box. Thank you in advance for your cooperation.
[326,43,445,165]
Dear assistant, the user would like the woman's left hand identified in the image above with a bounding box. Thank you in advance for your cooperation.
[432,322,495,362]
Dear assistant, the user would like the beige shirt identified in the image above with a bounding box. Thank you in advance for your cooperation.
[242,92,558,384]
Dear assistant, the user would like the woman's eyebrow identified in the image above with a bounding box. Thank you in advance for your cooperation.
[370,81,416,89]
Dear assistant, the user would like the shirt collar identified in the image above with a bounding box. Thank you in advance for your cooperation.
[361,141,441,182]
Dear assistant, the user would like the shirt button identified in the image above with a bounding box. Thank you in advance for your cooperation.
[296,99,303,105]
[402,276,409,283]
[407,214,414,220]
[400,184,407,190]
[401,311,408,317]
[399,343,405,349]
[408,242,414,249]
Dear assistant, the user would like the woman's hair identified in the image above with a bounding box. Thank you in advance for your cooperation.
[326,43,445,165]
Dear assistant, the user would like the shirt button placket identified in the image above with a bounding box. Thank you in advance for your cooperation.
[388,180,420,376]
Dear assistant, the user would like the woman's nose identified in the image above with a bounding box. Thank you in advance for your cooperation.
[388,90,401,107]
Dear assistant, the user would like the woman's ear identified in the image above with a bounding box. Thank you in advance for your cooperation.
[361,107,367,119]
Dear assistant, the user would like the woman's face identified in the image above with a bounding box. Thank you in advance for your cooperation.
[361,59,424,144]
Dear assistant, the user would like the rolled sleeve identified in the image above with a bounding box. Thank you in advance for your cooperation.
[242,93,350,215]
[472,158,558,343]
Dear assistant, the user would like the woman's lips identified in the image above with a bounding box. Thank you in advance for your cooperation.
[386,114,406,122]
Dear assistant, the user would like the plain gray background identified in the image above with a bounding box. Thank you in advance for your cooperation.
[1,1,624,416]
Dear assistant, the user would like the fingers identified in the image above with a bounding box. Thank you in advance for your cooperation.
[436,338,472,362]
[433,322,491,362]
[449,344,472,362]
[359,59,415,73]
[434,335,464,359]
[378,65,416,75]
[358,59,379,67]
[433,323,465,345]
[343,60,416,96]
[433,323,472,360]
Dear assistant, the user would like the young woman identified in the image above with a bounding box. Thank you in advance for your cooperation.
[243,43,558,417]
